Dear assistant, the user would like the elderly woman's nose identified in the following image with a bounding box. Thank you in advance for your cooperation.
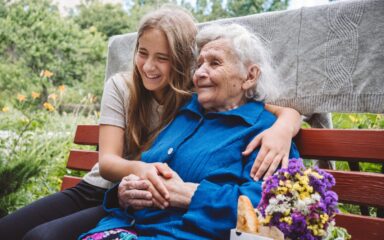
[194,65,208,79]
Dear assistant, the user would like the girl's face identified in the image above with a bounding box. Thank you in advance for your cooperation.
[135,28,171,102]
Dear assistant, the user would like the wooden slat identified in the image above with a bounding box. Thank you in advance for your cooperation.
[335,213,384,240]
[295,129,384,163]
[61,175,82,191]
[74,125,99,145]
[325,170,384,208]
[66,150,98,171]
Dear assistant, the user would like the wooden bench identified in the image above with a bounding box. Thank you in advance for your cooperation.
[63,124,384,240]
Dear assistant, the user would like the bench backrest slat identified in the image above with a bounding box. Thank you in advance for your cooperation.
[295,129,384,162]
[326,170,384,208]
[335,213,384,239]
[67,150,98,171]
[61,176,83,191]
[74,125,99,145]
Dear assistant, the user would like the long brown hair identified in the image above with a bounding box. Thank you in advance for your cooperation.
[126,6,197,159]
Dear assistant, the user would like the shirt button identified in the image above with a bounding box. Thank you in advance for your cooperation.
[167,147,174,155]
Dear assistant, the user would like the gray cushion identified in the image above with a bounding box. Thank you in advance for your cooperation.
[104,0,384,114]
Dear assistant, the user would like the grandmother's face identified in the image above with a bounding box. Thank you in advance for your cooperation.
[193,39,249,112]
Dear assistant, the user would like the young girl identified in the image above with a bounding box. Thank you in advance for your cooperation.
[0,6,301,240]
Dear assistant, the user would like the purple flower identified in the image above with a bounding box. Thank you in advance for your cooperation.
[291,212,307,233]
[257,158,340,240]
[287,158,305,175]
[276,222,291,236]
[315,168,336,189]
[324,191,339,216]
[309,175,326,196]
[264,175,279,193]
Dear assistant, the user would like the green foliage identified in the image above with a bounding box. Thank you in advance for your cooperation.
[183,0,289,22]
[0,92,99,215]
[333,113,384,129]
[73,0,133,38]
[0,154,41,217]
[0,0,106,106]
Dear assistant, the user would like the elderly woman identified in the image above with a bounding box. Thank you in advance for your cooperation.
[80,24,299,240]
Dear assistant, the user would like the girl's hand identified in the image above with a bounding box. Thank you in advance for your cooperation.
[160,170,198,209]
[243,124,291,181]
[243,104,301,181]
[132,162,173,207]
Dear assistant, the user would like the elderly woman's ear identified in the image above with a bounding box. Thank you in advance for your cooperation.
[241,64,260,90]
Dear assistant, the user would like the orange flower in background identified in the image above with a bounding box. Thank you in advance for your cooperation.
[43,102,55,112]
[40,70,54,78]
[31,91,41,99]
[17,94,26,102]
[58,85,65,92]
[48,93,58,100]
[1,106,9,112]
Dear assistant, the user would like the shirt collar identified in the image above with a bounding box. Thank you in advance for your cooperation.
[180,94,265,125]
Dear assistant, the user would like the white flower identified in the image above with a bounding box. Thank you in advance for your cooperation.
[312,193,321,202]
[266,195,292,215]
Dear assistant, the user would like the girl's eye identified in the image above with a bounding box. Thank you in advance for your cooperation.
[158,57,169,61]
[138,51,147,56]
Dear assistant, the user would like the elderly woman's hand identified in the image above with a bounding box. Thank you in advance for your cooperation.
[119,162,174,209]
[118,174,154,210]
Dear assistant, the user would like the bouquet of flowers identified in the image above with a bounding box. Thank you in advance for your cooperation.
[257,158,347,240]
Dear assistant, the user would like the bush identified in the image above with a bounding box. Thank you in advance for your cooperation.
[73,0,134,38]
[0,86,99,215]
[0,0,106,106]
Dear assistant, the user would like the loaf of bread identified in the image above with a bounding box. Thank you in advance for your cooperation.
[236,195,259,234]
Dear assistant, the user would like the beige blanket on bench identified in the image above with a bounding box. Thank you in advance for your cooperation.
[104,0,384,115]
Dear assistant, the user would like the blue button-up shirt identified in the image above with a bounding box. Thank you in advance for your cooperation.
[84,94,299,240]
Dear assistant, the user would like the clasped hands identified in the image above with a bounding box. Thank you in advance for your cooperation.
[118,162,197,210]
[118,125,293,210]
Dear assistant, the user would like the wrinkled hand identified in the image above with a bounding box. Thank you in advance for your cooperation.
[242,125,292,181]
[128,162,174,208]
[119,166,197,210]
[118,174,153,210]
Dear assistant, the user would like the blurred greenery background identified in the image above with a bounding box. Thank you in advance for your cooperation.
[0,0,382,218]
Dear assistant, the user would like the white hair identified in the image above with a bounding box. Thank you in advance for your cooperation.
[196,23,280,101]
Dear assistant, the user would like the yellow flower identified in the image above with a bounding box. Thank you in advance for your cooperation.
[305,169,323,179]
[31,91,40,99]
[40,70,54,78]
[43,102,55,111]
[48,93,58,100]
[58,85,65,92]
[17,94,26,102]
[348,114,357,123]
[1,106,9,112]
[299,191,310,200]
[320,214,329,224]
[281,216,292,225]
[277,186,288,195]
[263,215,272,224]
[89,26,97,33]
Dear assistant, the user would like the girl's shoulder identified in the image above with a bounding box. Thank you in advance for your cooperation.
[104,72,131,98]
